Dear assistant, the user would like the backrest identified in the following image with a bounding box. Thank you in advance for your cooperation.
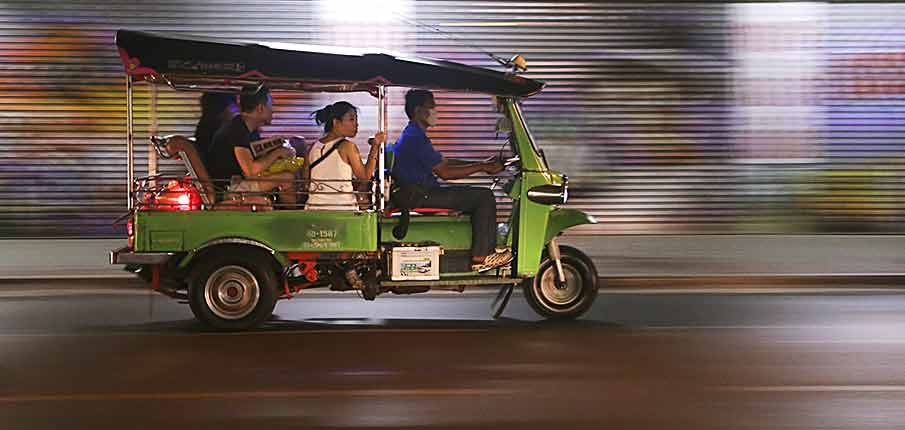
[383,147,395,201]
[149,135,215,206]
[384,148,395,172]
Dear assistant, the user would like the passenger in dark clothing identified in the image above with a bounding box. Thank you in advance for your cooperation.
[208,85,297,206]
[194,92,238,164]
[391,89,510,272]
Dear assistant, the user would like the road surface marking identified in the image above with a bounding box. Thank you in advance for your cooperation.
[0,388,515,403]
[600,287,905,294]
[772,339,905,344]
[0,289,150,298]
[644,324,905,330]
[719,385,905,393]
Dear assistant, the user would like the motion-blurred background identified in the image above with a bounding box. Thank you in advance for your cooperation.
[2,1,904,275]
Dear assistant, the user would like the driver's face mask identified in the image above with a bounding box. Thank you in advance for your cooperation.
[424,107,439,127]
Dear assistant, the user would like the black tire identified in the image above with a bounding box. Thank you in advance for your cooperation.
[522,245,598,320]
[188,247,279,331]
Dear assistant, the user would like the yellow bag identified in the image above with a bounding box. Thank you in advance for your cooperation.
[263,156,306,176]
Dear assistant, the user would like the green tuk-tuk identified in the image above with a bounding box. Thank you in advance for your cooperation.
[110,30,599,330]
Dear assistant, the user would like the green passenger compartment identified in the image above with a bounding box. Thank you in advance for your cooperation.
[134,210,378,253]
[379,215,472,250]
[380,215,475,274]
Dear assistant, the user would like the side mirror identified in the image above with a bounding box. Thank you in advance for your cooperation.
[495,116,513,134]
[491,96,505,113]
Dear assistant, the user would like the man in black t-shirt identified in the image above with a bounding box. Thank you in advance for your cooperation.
[208,85,297,206]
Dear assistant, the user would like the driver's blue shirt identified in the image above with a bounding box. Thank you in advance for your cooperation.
[390,122,443,189]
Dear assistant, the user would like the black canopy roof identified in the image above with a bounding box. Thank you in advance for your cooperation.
[115,30,544,97]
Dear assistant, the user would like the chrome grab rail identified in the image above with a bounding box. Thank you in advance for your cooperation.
[131,175,377,211]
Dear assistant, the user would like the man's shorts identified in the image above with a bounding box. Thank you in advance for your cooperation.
[229,177,267,194]
[223,176,276,205]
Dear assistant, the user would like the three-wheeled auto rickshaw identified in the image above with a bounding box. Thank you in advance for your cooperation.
[110,30,599,330]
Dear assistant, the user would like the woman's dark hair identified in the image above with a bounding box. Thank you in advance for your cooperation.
[405,89,434,120]
[199,92,236,121]
[239,84,270,113]
[312,101,357,133]
[194,92,237,159]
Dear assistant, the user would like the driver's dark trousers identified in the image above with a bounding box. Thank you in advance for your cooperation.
[420,185,496,258]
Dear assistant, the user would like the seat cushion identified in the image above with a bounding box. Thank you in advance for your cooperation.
[383,207,460,217]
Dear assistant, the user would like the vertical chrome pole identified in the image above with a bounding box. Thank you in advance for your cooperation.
[148,84,158,184]
[376,86,387,211]
[126,75,134,211]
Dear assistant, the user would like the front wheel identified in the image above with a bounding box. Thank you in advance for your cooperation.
[188,248,278,331]
[522,245,598,320]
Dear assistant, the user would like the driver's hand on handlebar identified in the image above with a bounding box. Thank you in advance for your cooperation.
[483,157,505,175]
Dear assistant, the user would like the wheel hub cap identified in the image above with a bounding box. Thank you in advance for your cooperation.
[540,264,582,306]
[204,266,261,320]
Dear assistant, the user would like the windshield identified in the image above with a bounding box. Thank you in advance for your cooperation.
[511,101,549,171]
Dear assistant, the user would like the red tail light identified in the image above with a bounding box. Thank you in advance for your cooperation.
[127,217,134,249]
[145,179,202,212]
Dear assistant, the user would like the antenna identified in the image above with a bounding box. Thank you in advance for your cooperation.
[388,11,528,73]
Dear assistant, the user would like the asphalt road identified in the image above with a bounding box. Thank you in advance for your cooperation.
[3,282,905,429]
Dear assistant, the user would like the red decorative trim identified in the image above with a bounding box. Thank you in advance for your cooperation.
[298,262,319,283]
[117,48,157,77]
[237,70,271,80]
[151,264,160,291]
[365,75,393,86]
[286,252,321,261]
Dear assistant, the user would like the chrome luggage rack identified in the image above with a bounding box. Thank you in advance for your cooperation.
[131,175,376,212]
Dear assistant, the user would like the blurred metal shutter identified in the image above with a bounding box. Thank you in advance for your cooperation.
[1,1,902,237]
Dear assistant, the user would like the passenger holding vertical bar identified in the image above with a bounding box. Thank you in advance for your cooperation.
[305,101,386,210]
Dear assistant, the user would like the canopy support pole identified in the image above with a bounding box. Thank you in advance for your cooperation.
[148,84,158,184]
[377,86,387,212]
[126,75,134,211]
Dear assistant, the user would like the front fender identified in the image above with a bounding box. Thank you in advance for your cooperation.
[545,208,597,243]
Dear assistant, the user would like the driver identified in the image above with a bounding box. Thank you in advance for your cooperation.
[391,89,512,272]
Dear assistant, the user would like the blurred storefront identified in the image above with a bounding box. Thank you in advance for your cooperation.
[1,1,904,237]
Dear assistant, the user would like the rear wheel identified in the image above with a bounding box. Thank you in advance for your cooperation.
[522,245,598,320]
[188,248,278,331]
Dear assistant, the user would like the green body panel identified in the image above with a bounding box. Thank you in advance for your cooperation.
[125,98,596,282]
[545,208,598,243]
[379,215,472,250]
[505,98,560,277]
[513,172,555,277]
[149,230,184,250]
[134,210,378,254]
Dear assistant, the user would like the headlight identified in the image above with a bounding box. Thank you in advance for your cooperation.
[527,184,566,205]
[562,175,569,204]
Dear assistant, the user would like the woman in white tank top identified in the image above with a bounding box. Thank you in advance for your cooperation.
[305,101,385,210]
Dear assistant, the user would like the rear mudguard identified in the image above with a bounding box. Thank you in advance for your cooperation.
[544,208,597,244]
[177,237,289,270]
